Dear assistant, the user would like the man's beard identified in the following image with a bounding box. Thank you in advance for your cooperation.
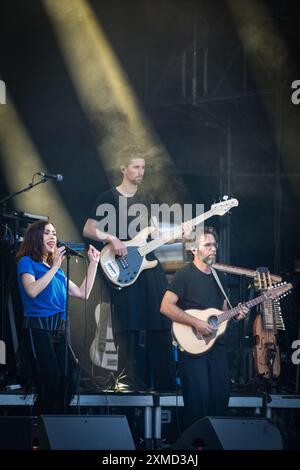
[202,254,216,266]
[130,176,143,185]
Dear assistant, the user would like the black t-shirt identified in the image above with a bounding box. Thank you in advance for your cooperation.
[169,262,228,349]
[169,262,227,311]
[89,187,151,238]
[87,187,170,332]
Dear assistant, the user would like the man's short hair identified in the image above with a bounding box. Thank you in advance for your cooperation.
[192,226,218,247]
[119,145,146,167]
[186,226,218,258]
[202,226,218,242]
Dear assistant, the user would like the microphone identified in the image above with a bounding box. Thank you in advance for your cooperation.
[38,172,63,182]
[57,240,86,258]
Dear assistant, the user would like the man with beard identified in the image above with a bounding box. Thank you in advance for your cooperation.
[160,226,248,427]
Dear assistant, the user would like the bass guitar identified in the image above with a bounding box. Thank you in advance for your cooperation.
[89,303,118,371]
[100,198,238,288]
[172,283,292,355]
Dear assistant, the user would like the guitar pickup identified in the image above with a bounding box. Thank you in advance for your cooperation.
[104,262,118,278]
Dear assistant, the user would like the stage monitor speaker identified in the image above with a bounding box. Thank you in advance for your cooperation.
[173,417,283,450]
[38,415,135,450]
[0,417,36,449]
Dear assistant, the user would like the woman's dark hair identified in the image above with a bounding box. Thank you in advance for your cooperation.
[16,219,55,265]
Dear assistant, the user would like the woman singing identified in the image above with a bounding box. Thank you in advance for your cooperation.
[16,220,99,414]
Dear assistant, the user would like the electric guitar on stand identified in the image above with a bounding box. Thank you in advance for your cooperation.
[89,303,118,371]
[100,198,239,289]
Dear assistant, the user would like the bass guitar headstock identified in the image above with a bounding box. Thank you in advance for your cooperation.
[210,197,239,216]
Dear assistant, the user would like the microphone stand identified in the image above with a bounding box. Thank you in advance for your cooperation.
[62,248,85,413]
[0,175,48,210]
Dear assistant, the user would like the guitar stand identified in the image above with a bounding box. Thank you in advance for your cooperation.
[236,277,255,386]
[261,377,273,419]
[260,348,280,420]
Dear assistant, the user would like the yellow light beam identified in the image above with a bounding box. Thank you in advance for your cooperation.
[0,93,79,240]
[228,0,300,199]
[43,0,181,202]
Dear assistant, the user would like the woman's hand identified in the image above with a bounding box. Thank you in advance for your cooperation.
[52,246,66,269]
[87,244,100,264]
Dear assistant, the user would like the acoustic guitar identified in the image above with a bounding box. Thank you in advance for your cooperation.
[172,283,292,355]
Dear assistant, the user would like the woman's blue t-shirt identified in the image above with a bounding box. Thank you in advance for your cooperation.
[17,256,67,319]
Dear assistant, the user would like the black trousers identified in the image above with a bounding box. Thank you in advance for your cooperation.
[114,330,176,391]
[24,327,78,415]
[178,346,230,428]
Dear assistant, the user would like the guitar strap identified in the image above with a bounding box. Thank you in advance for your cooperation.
[211,267,233,309]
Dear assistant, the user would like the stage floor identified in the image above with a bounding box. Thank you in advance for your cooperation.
[1,388,300,449]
